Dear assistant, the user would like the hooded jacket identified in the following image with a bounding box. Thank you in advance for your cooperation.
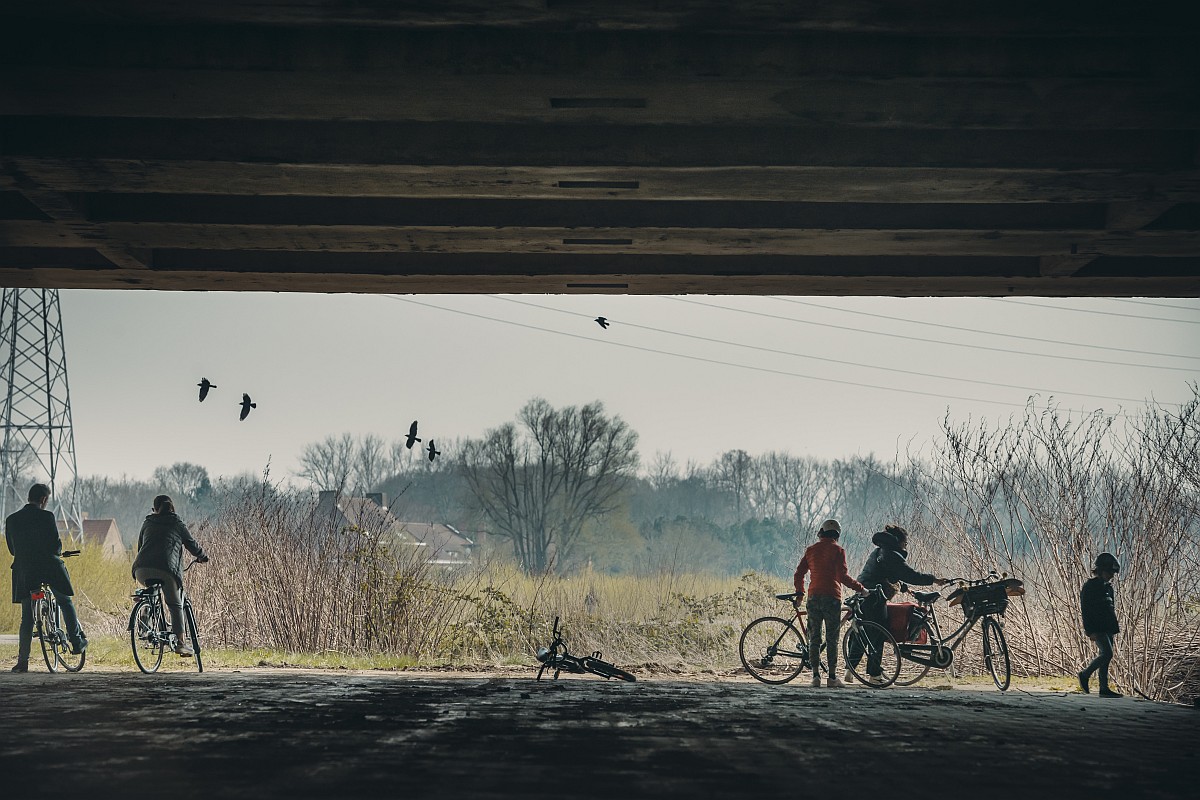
[6,503,74,603]
[856,529,937,600]
[131,512,207,588]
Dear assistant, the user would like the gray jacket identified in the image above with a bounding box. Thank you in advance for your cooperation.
[857,529,937,600]
[131,512,207,588]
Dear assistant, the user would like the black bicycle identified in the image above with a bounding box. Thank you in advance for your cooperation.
[535,616,635,682]
[738,592,831,684]
[884,572,1022,691]
[30,550,85,673]
[128,558,204,673]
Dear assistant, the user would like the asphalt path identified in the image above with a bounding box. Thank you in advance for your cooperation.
[0,670,1194,799]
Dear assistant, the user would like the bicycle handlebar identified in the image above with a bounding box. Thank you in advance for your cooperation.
[62,550,80,557]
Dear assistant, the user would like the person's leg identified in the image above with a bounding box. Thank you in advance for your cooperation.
[15,597,34,668]
[820,598,841,677]
[134,567,184,636]
[866,603,887,677]
[1095,633,1116,693]
[806,598,824,681]
[56,593,85,650]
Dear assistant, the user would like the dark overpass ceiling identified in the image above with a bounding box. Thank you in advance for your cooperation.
[1,1,1198,296]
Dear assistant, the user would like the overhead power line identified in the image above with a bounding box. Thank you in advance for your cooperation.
[668,297,1200,369]
[1110,299,1200,313]
[383,295,1163,413]
[984,297,1200,325]
[488,295,1155,404]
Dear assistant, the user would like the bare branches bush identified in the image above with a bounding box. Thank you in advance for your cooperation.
[909,388,1200,700]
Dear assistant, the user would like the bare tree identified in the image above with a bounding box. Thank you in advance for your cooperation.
[295,433,355,491]
[152,462,212,502]
[352,433,389,492]
[462,398,639,573]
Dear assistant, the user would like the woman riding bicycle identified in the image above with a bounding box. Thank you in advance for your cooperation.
[131,495,209,656]
[844,524,947,684]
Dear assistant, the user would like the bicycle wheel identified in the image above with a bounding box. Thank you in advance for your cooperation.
[55,597,86,673]
[738,616,809,685]
[581,656,635,682]
[982,616,1011,691]
[892,620,934,687]
[36,598,59,673]
[184,601,204,673]
[130,599,167,674]
[842,620,901,688]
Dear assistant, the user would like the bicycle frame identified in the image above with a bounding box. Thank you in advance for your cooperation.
[895,576,1012,670]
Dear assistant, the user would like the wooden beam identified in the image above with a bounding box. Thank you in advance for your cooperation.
[0,161,149,270]
[6,69,1197,129]
[11,158,1199,204]
[1,267,1197,297]
[3,221,1196,258]
[4,118,1194,169]
[5,1,1196,36]
[1105,201,1177,231]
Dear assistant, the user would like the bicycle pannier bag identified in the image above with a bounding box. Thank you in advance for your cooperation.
[887,602,928,643]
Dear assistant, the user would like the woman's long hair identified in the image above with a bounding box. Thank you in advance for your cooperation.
[153,494,176,514]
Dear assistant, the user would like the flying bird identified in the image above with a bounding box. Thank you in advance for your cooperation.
[239,393,256,421]
[427,439,440,462]
[594,316,609,329]
[404,420,421,449]
[197,378,217,402]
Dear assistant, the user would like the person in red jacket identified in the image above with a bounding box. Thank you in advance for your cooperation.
[794,519,867,688]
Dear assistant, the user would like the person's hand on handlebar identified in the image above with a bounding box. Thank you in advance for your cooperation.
[197,554,210,564]
[934,577,950,586]
[792,592,804,608]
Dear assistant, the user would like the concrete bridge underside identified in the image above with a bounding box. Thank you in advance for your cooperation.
[2,2,1199,296]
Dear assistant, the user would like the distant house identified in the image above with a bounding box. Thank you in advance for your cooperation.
[312,491,474,568]
[57,515,125,559]
[393,521,474,568]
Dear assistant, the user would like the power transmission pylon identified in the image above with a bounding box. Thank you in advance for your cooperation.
[0,288,83,535]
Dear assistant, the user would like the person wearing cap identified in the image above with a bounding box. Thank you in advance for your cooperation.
[844,523,947,685]
[1078,552,1122,697]
[793,519,867,688]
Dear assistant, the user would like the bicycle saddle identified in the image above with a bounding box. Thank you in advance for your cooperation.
[775,592,798,601]
[913,590,940,603]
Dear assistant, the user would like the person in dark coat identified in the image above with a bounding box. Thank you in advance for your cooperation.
[131,494,208,656]
[1078,552,1122,697]
[844,524,947,683]
[6,483,86,672]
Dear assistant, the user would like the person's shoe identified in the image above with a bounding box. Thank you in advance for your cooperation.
[11,662,28,673]
[1077,671,1090,694]
[827,676,847,689]
[843,669,855,685]
[867,674,887,687]
[69,634,88,656]
[809,672,822,687]
[174,640,194,657]
[1099,687,1123,698]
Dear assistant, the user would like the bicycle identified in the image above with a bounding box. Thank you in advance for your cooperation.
[861,572,1022,691]
[738,592,835,684]
[535,616,635,682]
[839,588,906,688]
[128,557,205,674]
[29,549,86,673]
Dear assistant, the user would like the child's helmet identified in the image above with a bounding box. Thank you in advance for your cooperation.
[818,519,841,538]
[1094,552,1120,573]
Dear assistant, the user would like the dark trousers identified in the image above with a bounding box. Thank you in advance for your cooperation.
[844,600,887,676]
[134,567,184,636]
[17,593,83,663]
[1081,633,1115,689]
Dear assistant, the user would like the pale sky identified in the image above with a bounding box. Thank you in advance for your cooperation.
[56,291,1200,483]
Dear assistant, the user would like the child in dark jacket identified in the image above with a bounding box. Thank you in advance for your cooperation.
[1078,552,1122,698]
[794,519,867,688]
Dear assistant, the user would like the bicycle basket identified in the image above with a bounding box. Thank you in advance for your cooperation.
[961,583,1009,617]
